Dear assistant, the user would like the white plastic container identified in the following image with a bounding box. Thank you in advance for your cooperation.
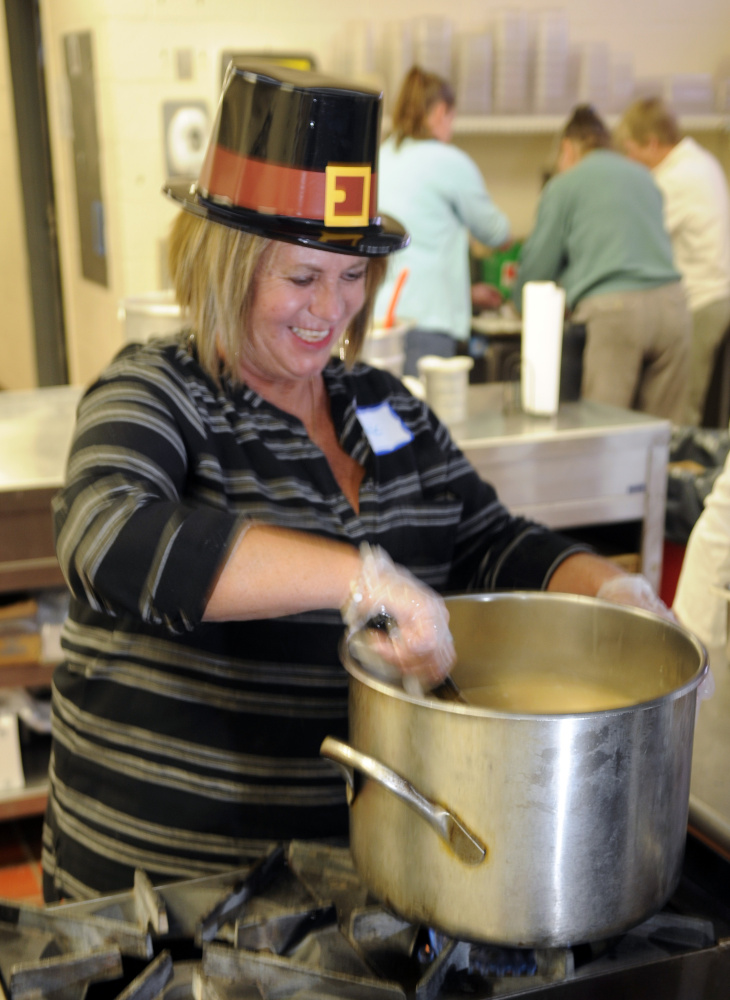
[361,321,411,378]
[417,354,474,425]
[576,42,612,109]
[454,32,493,115]
[493,9,531,114]
[412,16,453,79]
[532,11,570,113]
[119,291,183,344]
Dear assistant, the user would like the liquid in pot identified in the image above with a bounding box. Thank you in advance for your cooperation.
[461,671,636,713]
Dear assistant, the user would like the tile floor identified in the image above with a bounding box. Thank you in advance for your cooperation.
[0,815,44,906]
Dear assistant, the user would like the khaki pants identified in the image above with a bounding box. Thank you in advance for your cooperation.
[573,283,691,423]
[685,295,730,427]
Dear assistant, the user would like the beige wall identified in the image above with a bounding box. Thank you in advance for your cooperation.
[0,8,36,390]
[12,0,730,387]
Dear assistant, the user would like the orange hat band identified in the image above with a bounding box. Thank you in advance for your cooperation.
[198,144,377,227]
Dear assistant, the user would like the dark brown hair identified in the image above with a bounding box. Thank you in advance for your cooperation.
[563,104,612,152]
[390,66,455,147]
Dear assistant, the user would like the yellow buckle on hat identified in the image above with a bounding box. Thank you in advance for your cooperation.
[324,165,371,227]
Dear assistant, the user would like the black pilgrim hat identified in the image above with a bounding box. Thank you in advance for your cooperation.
[163,59,409,257]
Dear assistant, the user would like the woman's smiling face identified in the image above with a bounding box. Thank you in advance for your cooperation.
[241,241,368,386]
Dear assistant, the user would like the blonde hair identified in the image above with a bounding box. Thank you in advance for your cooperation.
[390,66,455,147]
[615,97,681,148]
[168,211,387,384]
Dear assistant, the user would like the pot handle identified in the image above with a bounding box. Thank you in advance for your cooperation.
[320,736,486,867]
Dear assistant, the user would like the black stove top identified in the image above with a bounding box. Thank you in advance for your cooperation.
[0,832,728,1000]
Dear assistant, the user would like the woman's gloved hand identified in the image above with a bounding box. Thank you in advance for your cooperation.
[341,543,456,687]
[596,573,676,622]
[598,572,715,711]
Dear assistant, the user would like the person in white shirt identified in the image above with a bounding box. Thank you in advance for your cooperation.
[674,447,730,652]
[616,98,730,427]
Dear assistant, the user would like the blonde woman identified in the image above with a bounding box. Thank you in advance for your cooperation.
[44,67,663,902]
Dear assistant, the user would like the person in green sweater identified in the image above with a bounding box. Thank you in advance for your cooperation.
[513,105,691,423]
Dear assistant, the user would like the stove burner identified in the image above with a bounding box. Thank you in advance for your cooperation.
[469,945,539,978]
[0,836,727,1000]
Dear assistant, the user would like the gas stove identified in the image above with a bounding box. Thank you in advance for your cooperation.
[0,834,728,999]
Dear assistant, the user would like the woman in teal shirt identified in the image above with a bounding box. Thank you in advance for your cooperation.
[374,67,511,375]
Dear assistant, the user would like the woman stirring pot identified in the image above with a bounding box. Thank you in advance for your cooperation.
[44,61,671,901]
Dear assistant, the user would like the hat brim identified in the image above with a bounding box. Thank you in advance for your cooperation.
[164,180,409,257]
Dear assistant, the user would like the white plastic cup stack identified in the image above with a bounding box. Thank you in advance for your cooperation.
[361,321,409,378]
[493,10,531,114]
[610,53,635,113]
[412,16,453,79]
[576,42,612,109]
[417,355,474,426]
[119,291,183,344]
[454,31,493,115]
[532,11,570,113]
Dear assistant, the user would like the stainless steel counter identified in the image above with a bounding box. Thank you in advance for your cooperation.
[455,384,671,591]
[1,382,671,591]
[0,386,82,592]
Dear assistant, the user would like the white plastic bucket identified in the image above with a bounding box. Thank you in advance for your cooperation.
[417,354,474,425]
[361,321,412,378]
[119,291,183,344]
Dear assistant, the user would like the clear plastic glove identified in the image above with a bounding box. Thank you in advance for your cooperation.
[341,543,455,688]
[598,573,715,713]
[596,573,677,622]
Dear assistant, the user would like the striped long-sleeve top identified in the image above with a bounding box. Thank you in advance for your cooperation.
[43,334,584,900]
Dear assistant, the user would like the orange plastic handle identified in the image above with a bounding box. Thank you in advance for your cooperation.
[383,268,409,329]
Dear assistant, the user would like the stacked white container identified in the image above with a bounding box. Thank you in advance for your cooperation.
[380,21,415,112]
[610,53,635,113]
[576,42,612,111]
[632,76,667,102]
[717,78,730,113]
[532,11,570,114]
[412,16,453,80]
[454,31,493,115]
[335,20,378,86]
[493,9,531,114]
[665,74,715,113]
[119,291,183,344]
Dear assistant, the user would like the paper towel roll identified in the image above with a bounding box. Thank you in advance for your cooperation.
[521,281,566,415]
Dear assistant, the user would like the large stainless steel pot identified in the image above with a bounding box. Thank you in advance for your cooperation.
[321,592,708,947]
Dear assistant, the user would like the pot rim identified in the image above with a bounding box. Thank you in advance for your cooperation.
[342,590,709,720]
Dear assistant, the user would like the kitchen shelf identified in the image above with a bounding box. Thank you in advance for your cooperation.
[452,113,730,135]
[0,720,50,822]
[382,113,730,136]
[0,661,55,690]
[0,387,78,828]
[0,629,57,691]
[0,778,48,822]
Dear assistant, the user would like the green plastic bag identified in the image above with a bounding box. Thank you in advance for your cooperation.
[481,241,523,301]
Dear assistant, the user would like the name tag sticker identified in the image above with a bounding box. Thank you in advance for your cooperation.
[356,402,413,455]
